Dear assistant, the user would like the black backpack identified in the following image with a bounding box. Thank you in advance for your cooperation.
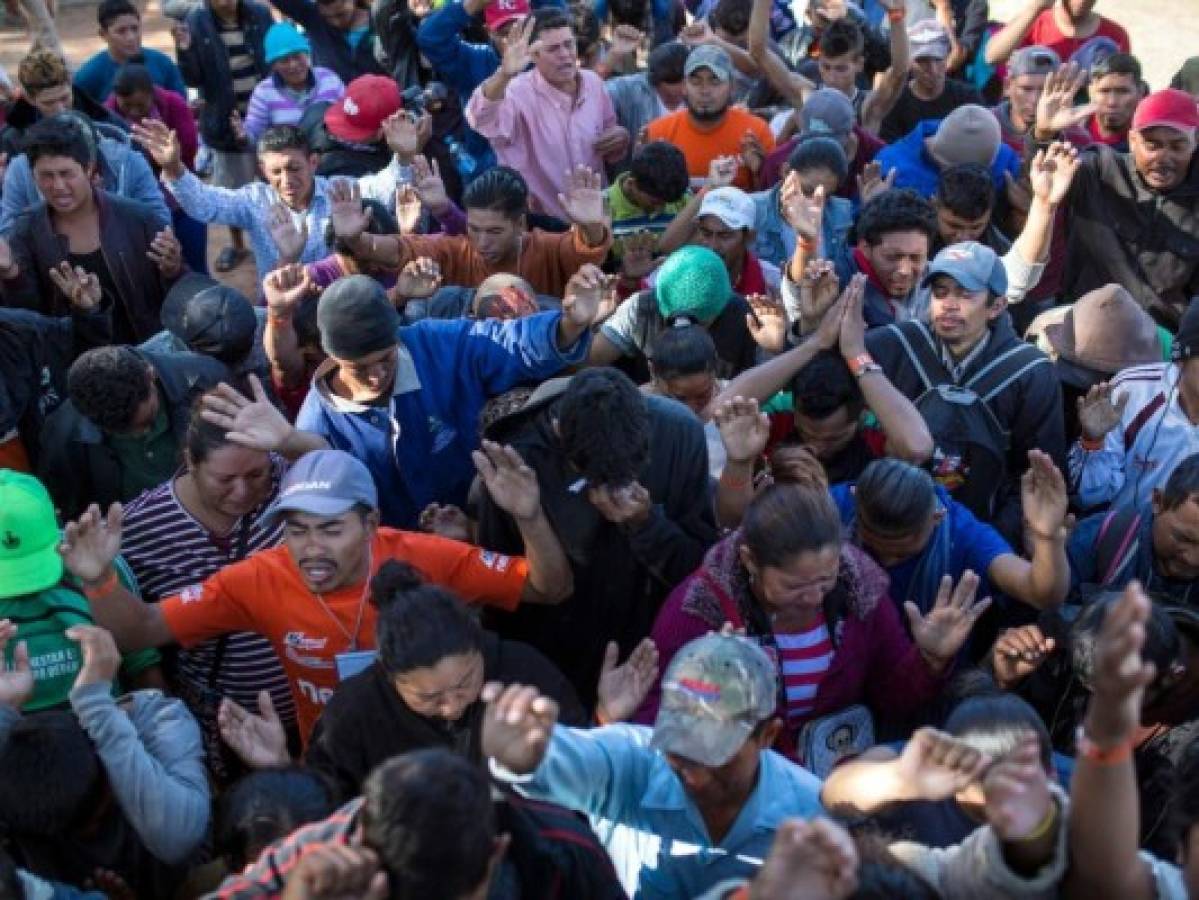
[885,322,1050,521]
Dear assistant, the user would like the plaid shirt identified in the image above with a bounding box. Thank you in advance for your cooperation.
[164,159,408,283]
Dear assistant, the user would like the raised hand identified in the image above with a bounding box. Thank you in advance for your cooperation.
[609,23,644,58]
[707,154,739,189]
[837,274,869,359]
[595,638,660,725]
[327,179,371,241]
[64,624,122,689]
[781,173,824,242]
[501,15,537,77]
[147,226,184,277]
[620,230,658,281]
[680,19,714,47]
[593,125,630,159]
[1029,141,1081,206]
[749,818,860,900]
[394,257,443,300]
[280,843,388,900]
[1084,582,1157,747]
[1035,62,1095,138]
[418,503,474,543]
[587,481,652,527]
[745,292,788,352]
[905,570,992,671]
[263,263,316,315]
[740,129,766,177]
[0,620,33,710]
[714,396,770,463]
[856,160,895,204]
[395,184,423,235]
[60,503,123,585]
[1077,381,1128,442]
[557,165,605,226]
[895,727,994,802]
[480,682,560,775]
[562,263,608,329]
[130,119,183,177]
[1021,448,1068,541]
[169,19,191,50]
[411,155,450,215]
[473,440,543,523]
[267,203,308,263]
[382,110,426,159]
[992,625,1055,689]
[47,262,102,311]
[201,375,299,453]
[983,733,1055,841]
[218,690,291,769]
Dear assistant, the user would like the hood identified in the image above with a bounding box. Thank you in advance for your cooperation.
[481,376,573,445]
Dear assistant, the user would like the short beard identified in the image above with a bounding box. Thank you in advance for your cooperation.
[686,99,728,124]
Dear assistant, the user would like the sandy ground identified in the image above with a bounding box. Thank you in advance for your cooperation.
[0,0,1194,298]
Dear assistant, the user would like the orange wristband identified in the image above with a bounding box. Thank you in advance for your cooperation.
[1076,726,1133,766]
[82,569,118,600]
[798,235,818,253]
[887,6,906,22]
[1079,434,1105,452]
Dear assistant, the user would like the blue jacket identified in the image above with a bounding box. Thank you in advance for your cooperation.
[296,311,589,528]
[0,122,170,234]
[876,119,1022,199]
[416,0,498,102]
[73,47,187,102]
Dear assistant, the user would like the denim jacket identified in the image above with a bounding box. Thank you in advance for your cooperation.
[751,184,854,285]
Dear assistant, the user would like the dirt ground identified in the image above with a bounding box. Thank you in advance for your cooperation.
[0,0,1194,299]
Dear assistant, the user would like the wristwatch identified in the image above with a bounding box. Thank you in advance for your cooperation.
[846,352,882,378]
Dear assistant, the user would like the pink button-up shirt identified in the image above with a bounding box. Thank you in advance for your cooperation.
[467,66,616,220]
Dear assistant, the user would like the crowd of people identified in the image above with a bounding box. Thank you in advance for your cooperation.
[0,0,1196,895]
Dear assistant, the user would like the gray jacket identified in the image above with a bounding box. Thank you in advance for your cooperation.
[604,73,662,166]
[0,122,170,234]
[0,683,209,866]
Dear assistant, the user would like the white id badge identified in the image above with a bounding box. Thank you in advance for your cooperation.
[335,650,377,682]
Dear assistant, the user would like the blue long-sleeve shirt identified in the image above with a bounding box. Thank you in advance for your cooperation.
[416,0,498,101]
[74,48,187,102]
[296,312,590,528]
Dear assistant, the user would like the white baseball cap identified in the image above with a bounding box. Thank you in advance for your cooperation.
[698,186,756,231]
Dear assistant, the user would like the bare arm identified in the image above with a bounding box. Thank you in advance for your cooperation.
[857,369,934,463]
[860,1,911,135]
[713,338,826,409]
[1012,142,1080,266]
[984,0,1052,66]
[747,0,812,107]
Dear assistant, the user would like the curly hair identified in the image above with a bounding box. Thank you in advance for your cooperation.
[855,188,938,247]
[67,346,154,434]
[18,48,69,95]
[554,368,650,487]
[629,140,690,204]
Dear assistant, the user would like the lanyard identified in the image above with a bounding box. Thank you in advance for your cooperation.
[310,548,373,653]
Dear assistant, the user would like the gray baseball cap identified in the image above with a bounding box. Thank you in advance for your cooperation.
[684,44,734,83]
[651,633,778,768]
[264,450,379,523]
[922,241,1009,296]
[799,88,855,141]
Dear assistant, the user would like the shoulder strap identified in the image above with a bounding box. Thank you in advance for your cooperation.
[885,322,946,392]
[965,343,1051,402]
[1095,508,1143,587]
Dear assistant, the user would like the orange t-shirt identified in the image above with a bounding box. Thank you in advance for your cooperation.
[160,528,528,740]
[644,106,775,191]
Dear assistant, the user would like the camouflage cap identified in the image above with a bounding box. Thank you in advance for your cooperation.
[651,633,778,767]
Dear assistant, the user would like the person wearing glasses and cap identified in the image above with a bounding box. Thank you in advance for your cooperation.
[482,632,823,898]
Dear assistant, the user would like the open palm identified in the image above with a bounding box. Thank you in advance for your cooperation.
[905,571,991,667]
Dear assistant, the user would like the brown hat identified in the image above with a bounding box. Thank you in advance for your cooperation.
[1045,284,1162,389]
[928,104,1001,170]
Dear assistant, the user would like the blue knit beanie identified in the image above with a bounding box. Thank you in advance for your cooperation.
[265,22,311,66]
[654,246,732,324]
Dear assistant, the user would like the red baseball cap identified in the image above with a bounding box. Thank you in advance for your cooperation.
[1132,88,1199,134]
[324,75,403,143]
[484,0,529,33]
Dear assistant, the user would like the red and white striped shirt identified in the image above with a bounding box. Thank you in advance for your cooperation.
[775,616,834,724]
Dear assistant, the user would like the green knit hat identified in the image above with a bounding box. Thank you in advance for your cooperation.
[654,246,732,324]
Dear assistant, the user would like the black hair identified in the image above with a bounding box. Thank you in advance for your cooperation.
[257,124,310,156]
[851,834,940,899]
[1069,591,1181,693]
[648,41,689,86]
[711,0,752,37]
[787,136,849,184]
[818,17,864,58]
[609,0,648,28]
[1091,52,1142,84]
[0,711,101,837]
[529,6,573,41]
[293,293,322,350]
[555,368,650,487]
[462,166,528,219]
[570,4,600,58]
[649,321,717,380]
[629,141,690,204]
[361,749,496,899]
[0,846,19,900]
[855,188,938,248]
[67,346,154,434]
[185,393,234,466]
[98,0,138,29]
[854,457,938,535]
[112,62,154,98]
[324,198,397,255]
[370,560,484,676]
[1157,453,1199,512]
[21,116,94,170]
[742,449,841,567]
[791,350,863,421]
[935,163,995,221]
[215,767,339,871]
[945,693,1054,773]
